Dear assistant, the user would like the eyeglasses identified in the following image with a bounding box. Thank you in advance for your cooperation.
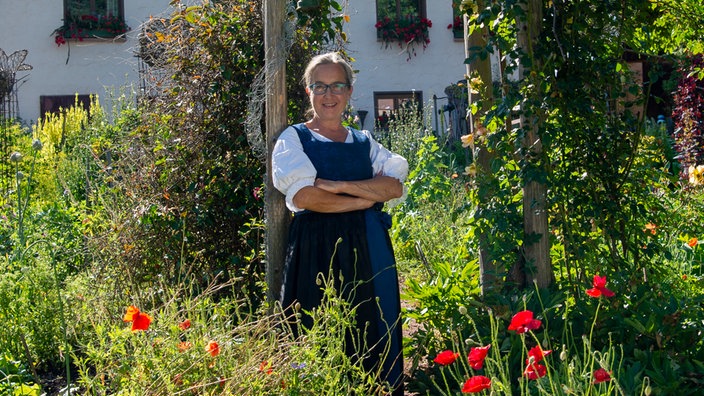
[308,82,350,95]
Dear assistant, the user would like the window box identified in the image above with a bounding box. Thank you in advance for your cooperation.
[54,1,129,46]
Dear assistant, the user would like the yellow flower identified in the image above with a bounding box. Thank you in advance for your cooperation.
[469,77,482,94]
[460,134,474,148]
[463,163,477,177]
[688,165,704,186]
[343,14,350,23]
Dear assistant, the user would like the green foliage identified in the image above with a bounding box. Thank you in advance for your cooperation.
[0,353,40,396]
[69,268,381,395]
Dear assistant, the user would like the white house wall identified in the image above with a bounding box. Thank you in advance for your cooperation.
[343,0,468,133]
[0,1,170,125]
[2,0,471,132]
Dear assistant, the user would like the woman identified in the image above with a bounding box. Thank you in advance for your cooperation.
[272,52,408,395]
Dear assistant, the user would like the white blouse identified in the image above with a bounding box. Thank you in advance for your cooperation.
[272,125,409,212]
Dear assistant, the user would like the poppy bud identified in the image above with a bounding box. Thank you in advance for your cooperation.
[10,152,22,163]
[32,139,43,151]
[459,306,467,315]
[16,171,24,181]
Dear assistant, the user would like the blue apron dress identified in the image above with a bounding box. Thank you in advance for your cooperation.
[279,124,403,394]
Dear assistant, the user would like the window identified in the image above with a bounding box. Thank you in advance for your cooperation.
[376,0,426,20]
[40,95,92,118]
[60,0,128,39]
[374,91,423,131]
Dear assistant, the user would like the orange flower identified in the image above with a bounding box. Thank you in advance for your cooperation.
[123,305,152,332]
[178,341,192,352]
[687,237,698,248]
[178,319,191,330]
[259,360,273,375]
[644,222,657,235]
[206,340,220,357]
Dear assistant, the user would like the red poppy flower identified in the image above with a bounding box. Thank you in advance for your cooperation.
[593,368,611,384]
[687,237,698,248]
[433,350,460,365]
[468,344,491,370]
[508,310,542,334]
[523,363,547,380]
[525,345,552,365]
[206,340,220,357]
[461,375,491,393]
[586,274,615,298]
[178,319,191,330]
[123,305,152,331]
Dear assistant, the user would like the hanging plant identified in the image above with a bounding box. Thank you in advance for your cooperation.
[53,14,130,46]
[375,15,432,60]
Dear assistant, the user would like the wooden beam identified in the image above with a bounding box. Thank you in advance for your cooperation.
[264,0,290,304]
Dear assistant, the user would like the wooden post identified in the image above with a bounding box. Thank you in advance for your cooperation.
[264,0,290,304]
[464,9,501,295]
[516,0,553,288]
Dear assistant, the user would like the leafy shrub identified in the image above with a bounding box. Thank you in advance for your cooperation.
[672,54,704,176]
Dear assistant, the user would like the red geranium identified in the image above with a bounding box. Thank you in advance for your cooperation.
[593,368,612,384]
[468,344,491,370]
[461,375,491,393]
[586,274,616,298]
[433,350,460,365]
[508,310,542,334]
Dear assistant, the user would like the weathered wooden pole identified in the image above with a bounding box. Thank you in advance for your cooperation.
[264,0,289,304]
[516,0,553,288]
[464,7,500,295]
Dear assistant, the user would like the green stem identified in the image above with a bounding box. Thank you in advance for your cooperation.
[51,250,71,391]
[15,163,24,253]
[588,300,601,349]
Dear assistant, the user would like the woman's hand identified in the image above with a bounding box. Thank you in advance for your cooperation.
[315,175,403,203]
[314,178,343,194]
[292,185,375,213]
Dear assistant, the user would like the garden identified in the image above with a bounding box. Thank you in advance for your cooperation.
[2,0,704,395]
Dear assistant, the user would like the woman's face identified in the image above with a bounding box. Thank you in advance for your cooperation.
[307,63,352,123]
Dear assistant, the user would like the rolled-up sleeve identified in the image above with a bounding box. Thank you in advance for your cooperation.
[272,127,317,212]
[366,131,409,182]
